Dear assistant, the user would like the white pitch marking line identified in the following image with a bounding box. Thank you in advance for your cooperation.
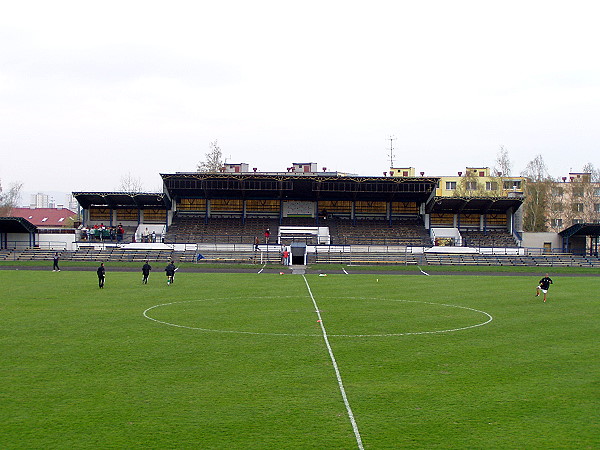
[342,267,349,275]
[417,265,430,276]
[257,264,266,274]
[302,275,364,450]
[143,297,493,338]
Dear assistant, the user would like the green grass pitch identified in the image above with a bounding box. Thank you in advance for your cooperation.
[1,268,598,448]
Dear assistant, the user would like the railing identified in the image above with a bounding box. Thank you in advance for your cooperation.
[311,245,424,265]
[2,244,599,267]
[164,234,266,245]
[330,236,431,246]
[1,240,68,251]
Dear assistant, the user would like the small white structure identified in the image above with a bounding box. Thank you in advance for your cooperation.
[278,226,330,245]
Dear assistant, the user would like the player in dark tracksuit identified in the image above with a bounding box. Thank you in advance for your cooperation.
[97,263,106,288]
[165,261,176,285]
[142,261,152,284]
[536,274,553,302]
[52,253,60,271]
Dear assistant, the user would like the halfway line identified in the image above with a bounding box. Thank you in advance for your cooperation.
[302,275,364,450]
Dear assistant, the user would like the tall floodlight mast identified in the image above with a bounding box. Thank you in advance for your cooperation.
[387,135,396,168]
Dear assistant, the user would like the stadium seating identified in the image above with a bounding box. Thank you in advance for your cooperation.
[164,216,278,244]
[461,229,519,248]
[327,217,431,246]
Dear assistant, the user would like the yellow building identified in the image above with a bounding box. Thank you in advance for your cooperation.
[390,166,525,238]
[389,166,525,198]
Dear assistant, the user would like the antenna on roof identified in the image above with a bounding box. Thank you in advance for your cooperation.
[387,135,396,168]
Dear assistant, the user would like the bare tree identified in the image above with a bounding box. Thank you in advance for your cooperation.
[578,163,600,224]
[582,162,600,182]
[0,179,23,216]
[118,173,144,192]
[197,140,223,172]
[454,170,489,197]
[521,155,552,232]
[492,145,512,177]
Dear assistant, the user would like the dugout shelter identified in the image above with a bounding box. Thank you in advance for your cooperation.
[0,217,38,249]
[560,223,600,256]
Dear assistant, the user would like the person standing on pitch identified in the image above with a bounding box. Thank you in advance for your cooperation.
[97,263,106,288]
[536,273,553,302]
[142,261,152,284]
[52,252,60,272]
[165,260,177,285]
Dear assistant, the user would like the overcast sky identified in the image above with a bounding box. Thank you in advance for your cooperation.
[1,1,599,200]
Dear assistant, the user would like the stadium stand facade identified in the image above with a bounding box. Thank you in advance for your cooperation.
[66,167,531,261]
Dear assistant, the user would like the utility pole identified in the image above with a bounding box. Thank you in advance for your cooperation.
[387,135,396,168]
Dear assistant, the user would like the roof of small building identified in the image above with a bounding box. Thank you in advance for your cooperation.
[9,207,77,227]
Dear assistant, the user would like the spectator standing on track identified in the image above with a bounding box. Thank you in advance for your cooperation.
[264,228,270,244]
[142,261,152,284]
[536,273,553,302]
[165,260,177,285]
[282,248,289,265]
[97,263,106,289]
[52,252,60,272]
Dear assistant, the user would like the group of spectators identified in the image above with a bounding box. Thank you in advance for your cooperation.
[80,223,126,242]
[140,227,158,243]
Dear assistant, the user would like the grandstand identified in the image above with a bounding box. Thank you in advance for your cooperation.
[0,166,582,267]
[72,171,521,248]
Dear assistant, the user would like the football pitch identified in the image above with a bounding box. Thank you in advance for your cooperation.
[1,268,598,448]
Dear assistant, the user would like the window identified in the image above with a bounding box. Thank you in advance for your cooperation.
[573,218,583,225]
[594,203,600,213]
[572,203,584,213]
[552,187,564,196]
[466,181,477,191]
[552,202,563,212]
[594,188,600,196]
[503,180,522,190]
[485,181,498,191]
[446,181,456,190]
[551,218,563,228]
[572,188,584,197]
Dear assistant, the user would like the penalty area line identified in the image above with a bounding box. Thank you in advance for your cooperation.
[302,275,364,450]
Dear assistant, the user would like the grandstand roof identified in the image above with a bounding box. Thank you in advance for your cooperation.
[73,192,171,209]
[160,173,439,203]
[0,217,37,234]
[559,223,600,238]
[428,196,524,214]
